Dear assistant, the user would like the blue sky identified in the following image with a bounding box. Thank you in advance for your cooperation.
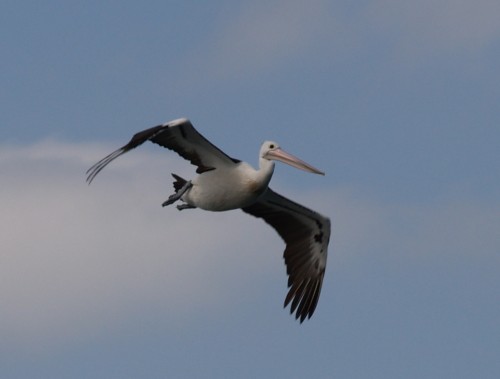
[1,1,499,378]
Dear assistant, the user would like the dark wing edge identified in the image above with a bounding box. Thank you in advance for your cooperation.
[242,188,331,323]
[149,119,240,174]
[86,124,166,184]
[86,118,240,184]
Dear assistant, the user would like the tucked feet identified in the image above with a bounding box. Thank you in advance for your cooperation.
[161,181,192,207]
[176,204,197,211]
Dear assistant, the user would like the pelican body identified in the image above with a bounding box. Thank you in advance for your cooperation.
[177,151,272,211]
[87,118,331,322]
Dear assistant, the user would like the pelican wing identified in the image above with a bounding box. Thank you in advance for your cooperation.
[242,188,330,322]
[86,118,240,184]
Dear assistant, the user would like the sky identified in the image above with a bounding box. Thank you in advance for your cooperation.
[1,1,499,378]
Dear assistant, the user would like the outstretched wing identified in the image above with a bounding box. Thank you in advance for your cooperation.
[242,188,330,322]
[86,118,240,184]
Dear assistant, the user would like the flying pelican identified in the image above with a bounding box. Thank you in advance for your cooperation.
[86,118,330,322]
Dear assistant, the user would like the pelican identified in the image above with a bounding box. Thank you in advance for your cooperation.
[87,118,330,322]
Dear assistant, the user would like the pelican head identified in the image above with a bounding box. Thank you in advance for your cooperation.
[260,141,325,175]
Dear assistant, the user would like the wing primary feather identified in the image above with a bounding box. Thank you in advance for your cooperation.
[242,188,330,323]
[297,280,318,322]
[86,148,125,184]
[290,279,308,314]
[86,124,165,184]
[86,119,240,184]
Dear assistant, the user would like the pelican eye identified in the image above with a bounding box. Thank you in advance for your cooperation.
[269,144,275,149]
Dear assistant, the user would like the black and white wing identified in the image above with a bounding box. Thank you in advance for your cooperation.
[242,188,330,322]
[86,118,240,184]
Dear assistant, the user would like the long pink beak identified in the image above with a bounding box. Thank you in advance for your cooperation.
[265,148,325,175]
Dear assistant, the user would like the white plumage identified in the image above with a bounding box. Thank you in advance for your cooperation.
[87,118,330,322]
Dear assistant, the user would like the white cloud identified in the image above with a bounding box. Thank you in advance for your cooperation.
[211,0,332,71]
[1,141,498,353]
[177,0,336,85]
[329,186,500,261]
[363,0,500,61]
[177,0,500,86]
[0,141,284,351]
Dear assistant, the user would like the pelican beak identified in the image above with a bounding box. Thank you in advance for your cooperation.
[265,148,325,175]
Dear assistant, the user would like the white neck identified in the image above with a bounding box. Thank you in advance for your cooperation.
[256,157,275,188]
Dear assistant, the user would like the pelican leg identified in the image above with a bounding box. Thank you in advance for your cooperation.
[176,203,197,211]
[162,181,192,207]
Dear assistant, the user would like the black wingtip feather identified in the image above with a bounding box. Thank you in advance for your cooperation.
[85,124,166,184]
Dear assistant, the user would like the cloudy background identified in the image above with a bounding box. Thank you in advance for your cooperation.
[1,1,499,378]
